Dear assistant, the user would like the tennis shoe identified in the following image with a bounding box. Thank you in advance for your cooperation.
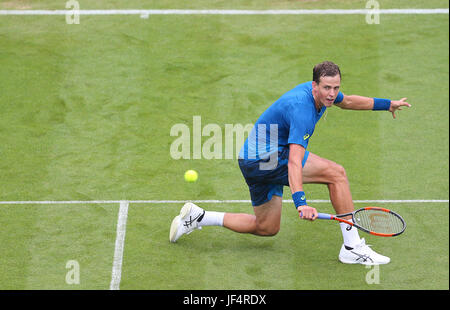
[338,238,390,265]
[169,202,205,243]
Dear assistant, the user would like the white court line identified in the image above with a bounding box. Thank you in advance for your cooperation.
[0,9,448,15]
[109,201,129,290]
[0,199,448,204]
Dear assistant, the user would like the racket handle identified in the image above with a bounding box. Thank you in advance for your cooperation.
[317,213,332,220]
[299,212,333,219]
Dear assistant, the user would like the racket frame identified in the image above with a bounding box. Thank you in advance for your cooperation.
[317,206,406,237]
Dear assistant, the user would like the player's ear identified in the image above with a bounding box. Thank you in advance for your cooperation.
[312,80,318,90]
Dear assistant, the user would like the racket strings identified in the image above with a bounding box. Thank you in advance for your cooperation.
[354,209,404,234]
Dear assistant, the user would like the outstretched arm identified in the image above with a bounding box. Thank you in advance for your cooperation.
[335,95,411,119]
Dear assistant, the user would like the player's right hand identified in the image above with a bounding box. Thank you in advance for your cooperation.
[297,205,318,221]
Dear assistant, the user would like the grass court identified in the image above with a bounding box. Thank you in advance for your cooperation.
[0,0,448,291]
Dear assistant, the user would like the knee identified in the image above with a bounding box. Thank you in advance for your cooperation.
[327,162,348,184]
[255,223,280,236]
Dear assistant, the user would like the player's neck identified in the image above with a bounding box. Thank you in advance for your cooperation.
[312,92,323,111]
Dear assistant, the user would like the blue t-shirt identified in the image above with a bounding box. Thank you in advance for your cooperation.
[239,81,343,160]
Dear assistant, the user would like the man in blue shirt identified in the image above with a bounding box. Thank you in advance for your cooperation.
[170,61,411,265]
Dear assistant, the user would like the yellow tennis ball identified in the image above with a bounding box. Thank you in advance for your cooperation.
[184,170,198,182]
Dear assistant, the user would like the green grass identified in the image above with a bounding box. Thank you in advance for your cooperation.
[1,0,448,10]
[0,0,448,290]
[0,204,117,289]
[125,203,448,290]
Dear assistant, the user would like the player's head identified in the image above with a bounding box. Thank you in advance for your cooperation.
[312,61,341,107]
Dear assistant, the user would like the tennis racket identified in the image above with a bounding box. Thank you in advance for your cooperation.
[314,207,406,237]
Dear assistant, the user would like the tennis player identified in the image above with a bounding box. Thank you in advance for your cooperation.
[170,61,411,265]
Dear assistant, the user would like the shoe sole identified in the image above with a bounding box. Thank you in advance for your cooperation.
[169,203,192,243]
[169,215,181,242]
[339,256,390,265]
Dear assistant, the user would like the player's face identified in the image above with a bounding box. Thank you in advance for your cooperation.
[312,75,341,108]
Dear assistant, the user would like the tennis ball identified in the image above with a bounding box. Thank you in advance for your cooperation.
[184,170,198,182]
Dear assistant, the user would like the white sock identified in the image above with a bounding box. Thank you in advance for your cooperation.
[340,222,361,248]
[198,211,225,227]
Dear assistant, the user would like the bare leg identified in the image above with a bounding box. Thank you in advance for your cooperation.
[302,152,354,216]
[223,195,282,236]
[223,152,353,235]
[301,152,362,247]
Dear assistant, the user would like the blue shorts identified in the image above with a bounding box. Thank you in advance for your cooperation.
[238,148,310,206]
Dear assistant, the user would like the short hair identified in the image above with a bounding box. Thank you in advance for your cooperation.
[313,61,341,84]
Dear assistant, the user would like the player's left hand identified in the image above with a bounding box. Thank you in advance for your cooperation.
[389,98,411,119]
